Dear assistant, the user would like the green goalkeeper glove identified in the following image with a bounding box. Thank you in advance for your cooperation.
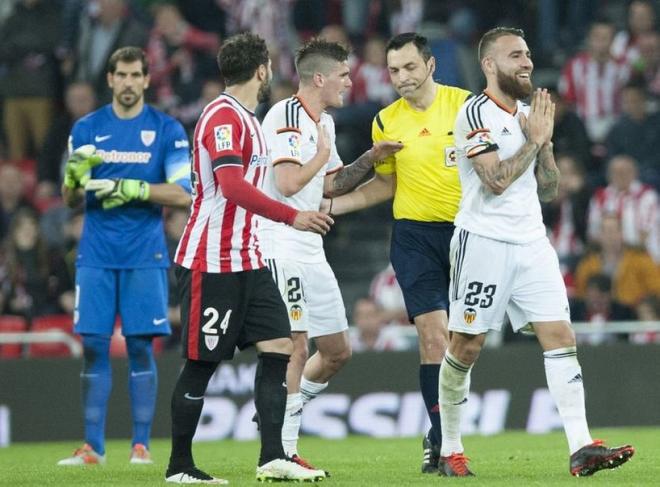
[85,178,150,210]
[63,145,103,189]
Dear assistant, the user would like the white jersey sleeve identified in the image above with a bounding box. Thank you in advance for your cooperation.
[453,94,546,244]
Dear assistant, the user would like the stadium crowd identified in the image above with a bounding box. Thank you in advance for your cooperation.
[0,0,658,357]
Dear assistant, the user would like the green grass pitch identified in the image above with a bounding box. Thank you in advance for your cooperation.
[2,428,657,486]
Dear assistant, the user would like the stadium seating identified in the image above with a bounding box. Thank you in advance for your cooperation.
[27,314,77,358]
[0,315,28,359]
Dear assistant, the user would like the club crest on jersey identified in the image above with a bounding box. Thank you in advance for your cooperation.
[214,124,233,151]
[141,130,156,147]
[464,307,477,325]
[288,133,301,158]
[290,304,303,321]
[205,335,219,351]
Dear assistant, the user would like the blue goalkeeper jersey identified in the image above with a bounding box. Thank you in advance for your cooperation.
[70,104,191,269]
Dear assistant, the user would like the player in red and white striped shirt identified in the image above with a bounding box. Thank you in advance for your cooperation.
[559,20,630,142]
[167,33,330,485]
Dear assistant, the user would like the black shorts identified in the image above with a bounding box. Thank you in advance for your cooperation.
[390,219,454,321]
[176,266,291,362]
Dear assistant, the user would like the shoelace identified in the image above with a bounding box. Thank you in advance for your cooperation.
[447,453,471,475]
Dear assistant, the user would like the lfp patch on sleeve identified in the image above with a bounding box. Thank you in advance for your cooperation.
[214,125,233,152]
[287,133,302,158]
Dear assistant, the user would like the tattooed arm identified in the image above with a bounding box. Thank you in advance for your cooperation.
[324,140,403,197]
[471,140,541,195]
[535,143,560,202]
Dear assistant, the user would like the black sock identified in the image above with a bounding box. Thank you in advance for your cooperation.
[255,352,289,465]
[420,364,442,446]
[168,359,217,473]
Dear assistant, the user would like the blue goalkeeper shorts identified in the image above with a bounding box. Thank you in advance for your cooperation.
[74,266,171,337]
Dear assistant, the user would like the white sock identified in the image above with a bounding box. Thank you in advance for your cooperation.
[281,393,303,456]
[543,347,593,454]
[439,352,471,457]
[299,377,328,406]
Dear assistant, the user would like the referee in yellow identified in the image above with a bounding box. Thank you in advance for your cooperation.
[327,32,471,474]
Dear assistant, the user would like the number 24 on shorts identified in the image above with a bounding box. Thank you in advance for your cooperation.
[202,307,231,351]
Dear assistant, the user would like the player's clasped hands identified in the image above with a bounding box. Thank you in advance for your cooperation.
[63,144,104,189]
[518,88,555,146]
[292,211,334,235]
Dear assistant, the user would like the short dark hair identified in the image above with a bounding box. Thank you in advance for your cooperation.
[107,47,149,75]
[586,274,612,293]
[216,33,269,87]
[478,27,525,60]
[295,38,350,82]
[385,32,432,62]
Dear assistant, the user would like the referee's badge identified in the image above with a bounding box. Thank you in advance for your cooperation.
[141,130,156,147]
[445,146,457,167]
[464,307,477,325]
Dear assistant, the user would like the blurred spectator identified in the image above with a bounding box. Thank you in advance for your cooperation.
[571,273,635,345]
[349,297,410,352]
[549,88,593,175]
[630,30,660,99]
[146,3,219,111]
[163,207,188,348]
[575,213,660,307]
[169,78,223,136]
[630,295,660,343]
[350,36,396,106]
[559,19,630,143]
[0,207,63,319]
[69,0,148,103]
[221,0,296,81]
[605,82,660,189]
[587,155,659,262]
[611,0,657,66]
[0,0,61,160]
[389,0,423,35]
[36,81,97,201]
[542,154,592,293]
[368,263,408,326]
[50,208,83,314]
[0,165,34,241]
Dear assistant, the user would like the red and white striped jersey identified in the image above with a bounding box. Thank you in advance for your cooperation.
[558,53,630,142]
[587,180,659,262]
[176,93,269,273]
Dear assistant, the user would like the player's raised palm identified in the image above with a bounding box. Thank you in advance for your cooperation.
[316,124,331,161]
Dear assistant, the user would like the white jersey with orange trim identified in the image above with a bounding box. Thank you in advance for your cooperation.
[453,92,546,244]
[259,96,343,262]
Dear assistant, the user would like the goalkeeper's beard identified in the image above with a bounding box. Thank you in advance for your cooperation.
[117,90,141,109]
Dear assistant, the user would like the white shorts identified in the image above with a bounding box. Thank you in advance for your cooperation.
[448,230,570,335]
[264,258,348,338]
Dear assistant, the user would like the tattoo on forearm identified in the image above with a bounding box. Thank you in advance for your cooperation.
[329,150,374,196]
[535,145,560,202]
[474,141,539,194]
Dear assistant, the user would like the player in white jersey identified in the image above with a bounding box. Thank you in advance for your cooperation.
[437,27,634,478]
[259,38,402,469]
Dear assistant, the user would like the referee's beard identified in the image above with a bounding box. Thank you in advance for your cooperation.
[497,70,533,101]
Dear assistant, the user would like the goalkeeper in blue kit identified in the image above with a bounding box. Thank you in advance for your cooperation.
[58,47,192,466]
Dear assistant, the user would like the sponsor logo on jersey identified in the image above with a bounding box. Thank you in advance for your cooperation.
[249,154,269,167]
[141,130,156,146]
[290,304,303,321]
[95,134,112,143]
[174,139,189,148]
[214,124,233,151]
[464,307,477,325]
[501,127,511,135]
[288,133,301,158]
[96,149,151,163]
[418,128,431,137]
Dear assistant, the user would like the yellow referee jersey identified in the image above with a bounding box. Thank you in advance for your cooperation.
[373,83,472,222]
